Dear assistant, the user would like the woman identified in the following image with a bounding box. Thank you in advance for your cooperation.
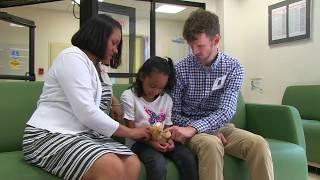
[22,14,150,180]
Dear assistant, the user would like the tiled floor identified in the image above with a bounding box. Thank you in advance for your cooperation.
[309,173,320,180]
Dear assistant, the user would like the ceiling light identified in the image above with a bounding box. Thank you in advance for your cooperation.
[71,0,79,4]
[72,0,103,5]
[156,4,186,14]
[10,23,24,28]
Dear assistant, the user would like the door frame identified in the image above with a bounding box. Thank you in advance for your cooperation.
[98,2,136,83]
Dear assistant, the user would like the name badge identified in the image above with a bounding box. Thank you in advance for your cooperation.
[212,75,227,91]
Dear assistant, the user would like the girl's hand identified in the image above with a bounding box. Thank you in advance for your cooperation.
[150,141,169,153]
[166,139,175,152]
[129,126,151,141]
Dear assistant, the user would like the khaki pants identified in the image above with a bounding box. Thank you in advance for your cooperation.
[187,124,274,180]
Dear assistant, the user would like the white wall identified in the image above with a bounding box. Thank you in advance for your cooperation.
[223,0,320,104]
[221,0,245,63]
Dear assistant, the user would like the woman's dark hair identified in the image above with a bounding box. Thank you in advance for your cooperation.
[132,56,176,97]
[71,14,122,68]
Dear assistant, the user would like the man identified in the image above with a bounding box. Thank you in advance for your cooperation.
[168,9,274,180]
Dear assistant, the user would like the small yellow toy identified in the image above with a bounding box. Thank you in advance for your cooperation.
[150,122,171,144]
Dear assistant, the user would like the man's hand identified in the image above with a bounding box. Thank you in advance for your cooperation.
[213,132,227,145]
[167,126,197,143]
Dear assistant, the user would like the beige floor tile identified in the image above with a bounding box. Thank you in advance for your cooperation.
[309,173,320,180]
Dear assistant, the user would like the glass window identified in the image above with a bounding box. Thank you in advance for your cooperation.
[0,20,29,76]
[155,3,201,64]
[99,0,150,75]
[98,0,151,84]
[1,0,79,81]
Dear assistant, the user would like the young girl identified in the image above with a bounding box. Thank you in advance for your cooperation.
[121,56,198,180]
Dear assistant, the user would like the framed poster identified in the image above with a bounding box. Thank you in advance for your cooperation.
[268,0,310,45]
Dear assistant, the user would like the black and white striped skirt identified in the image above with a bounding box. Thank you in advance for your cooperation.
[22,125,134,180]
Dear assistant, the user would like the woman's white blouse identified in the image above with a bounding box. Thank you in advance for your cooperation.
[27,47,119,137]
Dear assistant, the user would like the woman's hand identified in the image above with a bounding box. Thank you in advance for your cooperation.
[111,105,123,123]
[129,126,151,141]
[110,96,124,123]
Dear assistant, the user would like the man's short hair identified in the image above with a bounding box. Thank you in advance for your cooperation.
[183,9,220,41]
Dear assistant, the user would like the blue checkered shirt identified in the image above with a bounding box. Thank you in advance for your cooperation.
[170,52,245,134]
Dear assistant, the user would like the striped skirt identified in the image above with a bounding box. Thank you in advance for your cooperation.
[22,125,134,180]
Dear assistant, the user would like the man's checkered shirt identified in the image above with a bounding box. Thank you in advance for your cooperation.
[170,52,245,134]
